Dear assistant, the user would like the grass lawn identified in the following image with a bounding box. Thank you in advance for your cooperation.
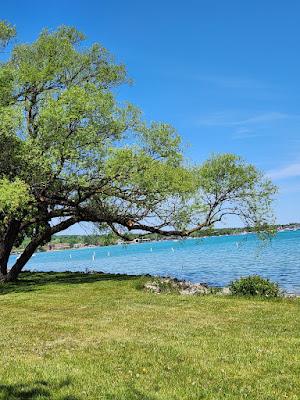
[0,272,299,400]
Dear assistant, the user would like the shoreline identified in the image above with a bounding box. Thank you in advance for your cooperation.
[9,231,300,295]
[12,270,300,297]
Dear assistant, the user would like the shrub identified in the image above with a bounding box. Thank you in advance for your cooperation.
[229,275,281,297]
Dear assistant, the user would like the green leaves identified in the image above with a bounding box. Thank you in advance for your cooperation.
[0,21,16,49]
[136,122,182,165]
[10,26,126,90]
[193,154,277,228]
[197,154,258,193]
[229,275,280,297]
[0,178,31,216]
[105,147,193,198]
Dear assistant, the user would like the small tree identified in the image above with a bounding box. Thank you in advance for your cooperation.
[0,24,276,282]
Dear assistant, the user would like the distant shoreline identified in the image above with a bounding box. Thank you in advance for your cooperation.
[11,226,300,256]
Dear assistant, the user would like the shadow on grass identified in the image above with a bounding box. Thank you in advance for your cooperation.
[0,381,158,400]
[0,271,139,296]
[0,379,80,399]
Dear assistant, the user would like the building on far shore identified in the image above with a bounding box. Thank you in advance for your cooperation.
[73,243,85,249]
[48,243,71,251]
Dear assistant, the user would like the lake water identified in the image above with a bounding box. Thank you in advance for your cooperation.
[9,230,300,293]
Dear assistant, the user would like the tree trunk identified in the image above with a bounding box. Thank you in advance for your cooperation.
[0,251,9,280]
[2,217,78,282]
[0,271,14,282]
[0,220,21,281]
[7,235,46,281]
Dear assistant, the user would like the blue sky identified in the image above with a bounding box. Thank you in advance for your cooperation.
[2,0,300,232]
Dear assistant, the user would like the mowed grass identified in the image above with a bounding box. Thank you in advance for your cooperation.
[0,272,299,400]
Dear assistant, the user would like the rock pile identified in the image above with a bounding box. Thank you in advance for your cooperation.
[143,277,230,296]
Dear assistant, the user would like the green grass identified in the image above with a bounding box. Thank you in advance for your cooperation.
[0,272,299,400]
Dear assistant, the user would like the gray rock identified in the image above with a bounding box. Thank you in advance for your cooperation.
[144,282,161,293]
[144,278,209,295]
[221,287,231,295]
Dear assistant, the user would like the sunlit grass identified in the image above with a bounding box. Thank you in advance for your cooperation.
[1,272,299,399]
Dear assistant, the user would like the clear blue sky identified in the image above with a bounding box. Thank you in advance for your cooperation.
[2,0,300,232]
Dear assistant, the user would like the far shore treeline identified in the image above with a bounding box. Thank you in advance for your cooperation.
[13,223,300,253]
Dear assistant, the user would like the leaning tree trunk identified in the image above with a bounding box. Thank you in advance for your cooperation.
[0,217,78,283]
[6,235,45,282]
[0,242,37,283]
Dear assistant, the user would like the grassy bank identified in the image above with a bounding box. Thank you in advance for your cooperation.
[1,272,299,399]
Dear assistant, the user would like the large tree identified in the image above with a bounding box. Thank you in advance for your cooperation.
[0,23,276,282]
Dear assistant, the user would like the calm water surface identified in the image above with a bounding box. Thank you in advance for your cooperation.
[9,230,300,293]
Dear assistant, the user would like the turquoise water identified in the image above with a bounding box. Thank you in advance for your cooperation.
[8,230,300,293]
